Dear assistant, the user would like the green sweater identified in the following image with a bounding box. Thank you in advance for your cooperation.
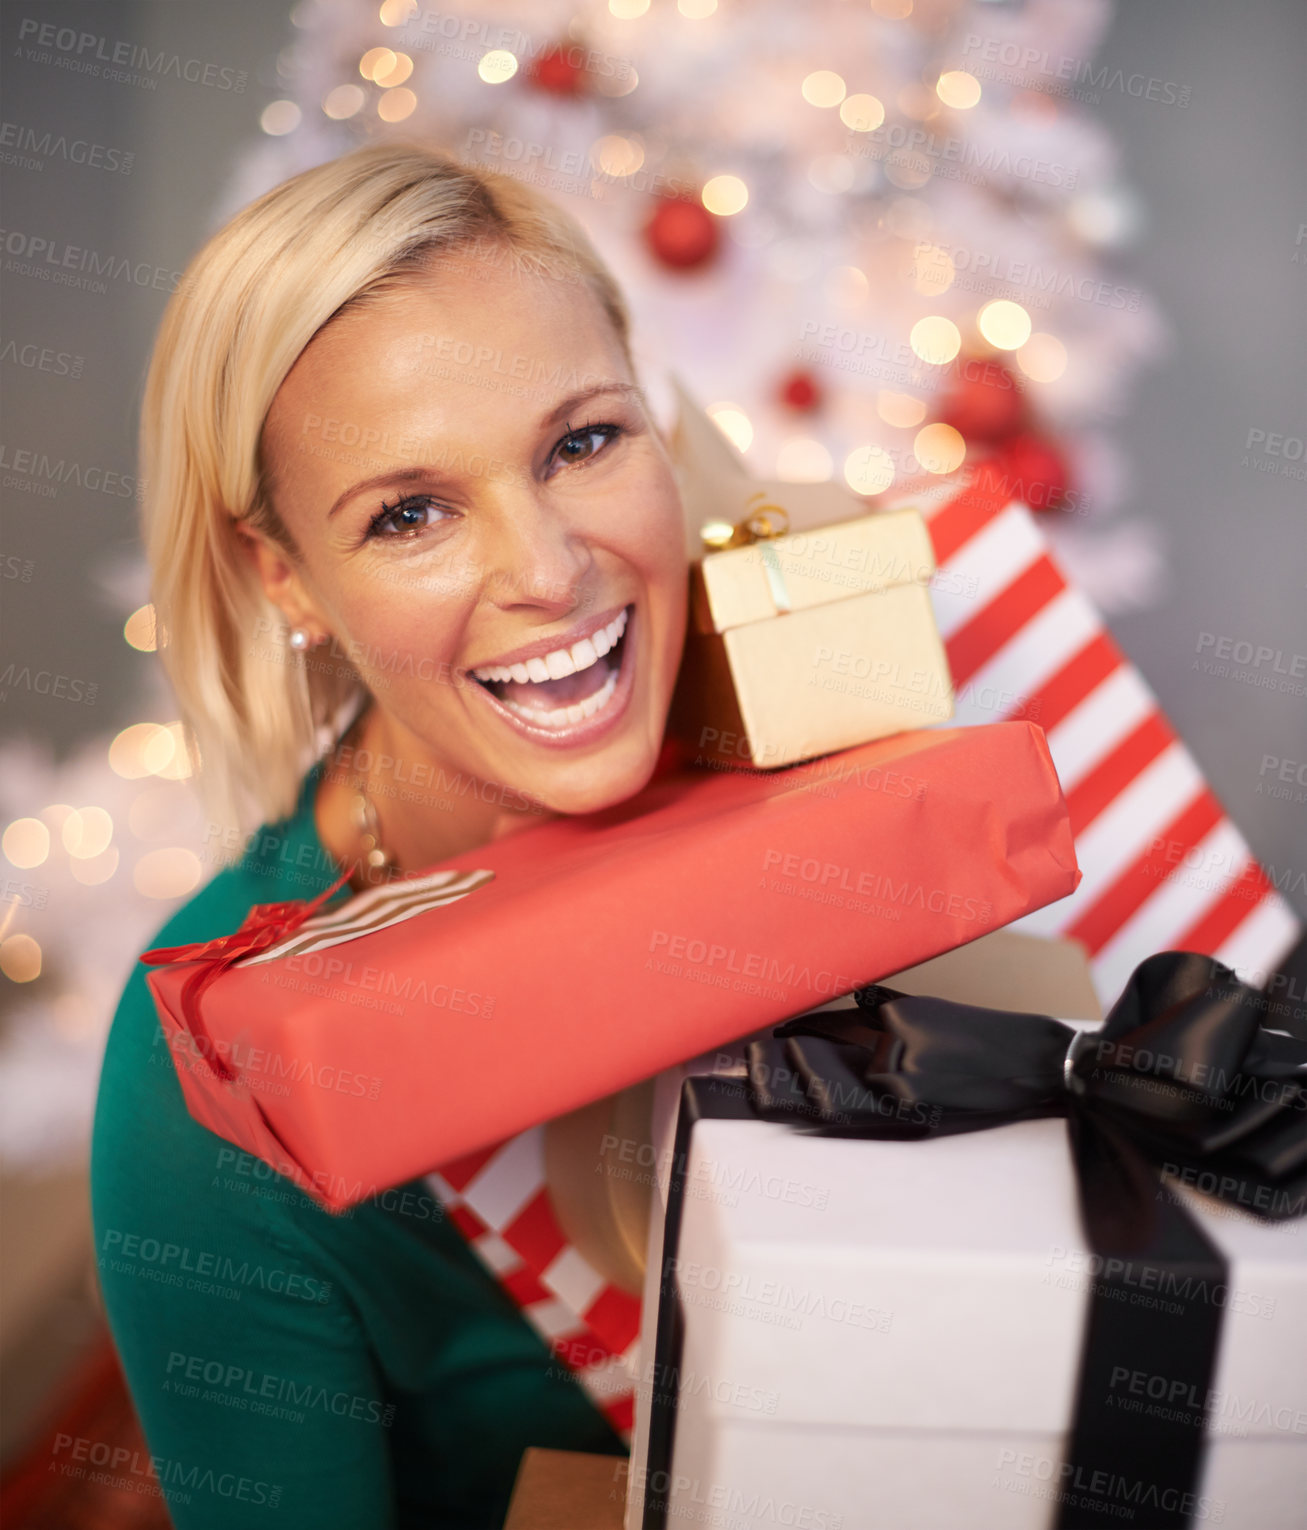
[90,761,624,1528]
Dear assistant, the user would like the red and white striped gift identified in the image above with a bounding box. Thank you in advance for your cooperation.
[422,461,1301,1441]
[920,461,1300,1006]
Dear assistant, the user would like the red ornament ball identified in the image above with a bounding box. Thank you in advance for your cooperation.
[777,368,823,412]
[940,361,1027,441]
[526,43,588,97]
[643,196,720,272]
[996,434,1072,514]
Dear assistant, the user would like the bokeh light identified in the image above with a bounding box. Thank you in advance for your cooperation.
[702,174,748,215]
[134,848,204,901]
[839,93,884,132]
[707,404,753,452]
[109,722,170,780]
[936,71,982,110]
[802,71,846,109]
[324,84,365,119]
[112,722,191,781]
[260,101,301,136]
[914,423,967,475]
[1018,332,1069,383]
[374,51,413,87]
[592,134,645,177]
[377,86,417,120]
[3,818,49,869]
[978,299,1033,350]
[909,316,962,365]
[62,807,113,860]
[844,445,896,496]
[0,934,41,983]
[359,47,396,80]
[123,604,158,652]
[478,50,518,84]
[877,391,927,429]
[153,723,194,781]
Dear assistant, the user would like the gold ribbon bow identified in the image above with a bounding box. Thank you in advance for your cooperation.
[699,492,793,613]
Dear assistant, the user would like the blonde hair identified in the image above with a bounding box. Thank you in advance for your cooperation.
[141,140,634,851]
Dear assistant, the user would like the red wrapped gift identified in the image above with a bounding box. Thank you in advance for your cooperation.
[142,721,1078,1213]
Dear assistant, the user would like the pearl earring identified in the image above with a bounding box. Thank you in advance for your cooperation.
[289,626,312,651]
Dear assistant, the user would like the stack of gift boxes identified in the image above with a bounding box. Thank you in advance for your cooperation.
[142,386,1304,1528]
[616,387,1305,1529]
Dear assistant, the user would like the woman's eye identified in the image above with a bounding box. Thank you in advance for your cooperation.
[554,421,621,468]
[366,496,451,540]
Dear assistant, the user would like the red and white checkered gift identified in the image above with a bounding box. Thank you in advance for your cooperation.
[422,461,1301,1438]
[425,1129,643,1438]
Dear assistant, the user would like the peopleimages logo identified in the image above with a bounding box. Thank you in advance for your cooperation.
[993,1449,1223,1524]
[99,1228,333,1304]
[0,121,134,173]
[1107,1365,1307,1436]
[164,1352,396,1427]
[762,850,995,923]
[624,1463,844,1529]
[15,19,248,92]
[0,229,181,293]
[646,928,856,1000]
[50,1433,280,1508]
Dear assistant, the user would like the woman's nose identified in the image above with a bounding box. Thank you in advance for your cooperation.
[482,487,594,614]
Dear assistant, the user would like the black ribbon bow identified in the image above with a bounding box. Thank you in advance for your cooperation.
[743,951,1307,1529]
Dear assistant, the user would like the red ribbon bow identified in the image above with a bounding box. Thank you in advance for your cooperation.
[140,866,354,1081]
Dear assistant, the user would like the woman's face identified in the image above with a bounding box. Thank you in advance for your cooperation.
[254,247,688,817]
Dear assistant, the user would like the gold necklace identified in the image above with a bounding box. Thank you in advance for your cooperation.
[349,783,397,883]
[333,715,398,885]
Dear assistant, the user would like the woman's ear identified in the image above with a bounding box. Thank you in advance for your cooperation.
[234,522,329,642]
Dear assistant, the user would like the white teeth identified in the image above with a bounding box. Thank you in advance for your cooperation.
[496,666,620,729]
[570,636,598,671]
[472,606,630,684]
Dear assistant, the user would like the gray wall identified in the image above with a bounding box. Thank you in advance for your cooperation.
[1096,0,1306,922]
[2,0,1303,920]
[2,0,290,733]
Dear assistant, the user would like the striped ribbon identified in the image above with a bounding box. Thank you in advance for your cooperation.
[239,867,495,966]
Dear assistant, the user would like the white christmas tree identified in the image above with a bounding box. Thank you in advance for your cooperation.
[237,0,1167,608]
[0,0,1169,1170]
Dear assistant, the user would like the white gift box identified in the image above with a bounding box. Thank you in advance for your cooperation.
[624,1012,1307,1530]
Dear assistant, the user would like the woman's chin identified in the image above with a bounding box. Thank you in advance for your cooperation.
[520,734,664,818]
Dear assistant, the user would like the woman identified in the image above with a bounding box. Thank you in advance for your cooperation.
[91,140,691,1528]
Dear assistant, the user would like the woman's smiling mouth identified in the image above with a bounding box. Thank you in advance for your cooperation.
[466,603,636,745]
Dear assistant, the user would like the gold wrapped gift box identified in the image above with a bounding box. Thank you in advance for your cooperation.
[664,378,954,771]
